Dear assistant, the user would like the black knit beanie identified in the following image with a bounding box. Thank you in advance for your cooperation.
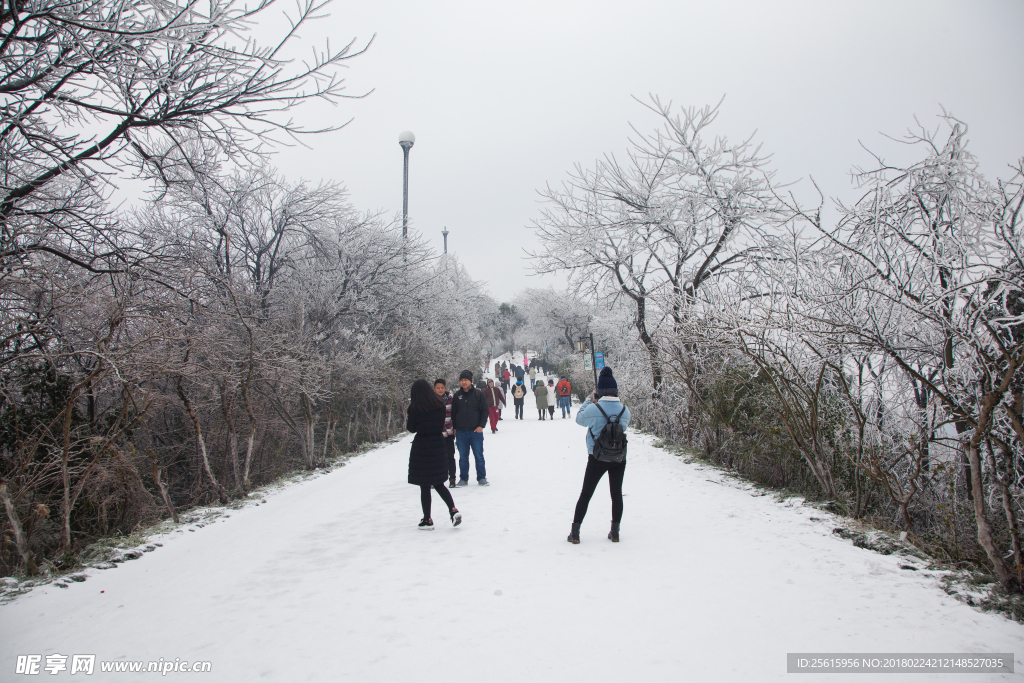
[596,367,617,395]
[459,369,474,381]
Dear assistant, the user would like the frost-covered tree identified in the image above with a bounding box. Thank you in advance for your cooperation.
[531,98,783,389]
[809,118,1024,591]
[1,0,367,270]
[690,115,1024,591]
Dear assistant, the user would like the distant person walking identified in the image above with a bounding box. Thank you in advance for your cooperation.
[406,379,461,530]
[511,380,527,419]
[545,379,557,420]
[556,376,572,418]
[533,378,549,420]
[515,365,525,384]
[501,368,511,393]
[529,365,537,389]
[452,370,490,486]
[484,379,506,433]
[434,379,458,488]
[494,361,501,379]
[568,367,630,544]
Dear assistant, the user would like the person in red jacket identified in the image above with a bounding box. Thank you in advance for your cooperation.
[556,376,573,418]
[483,379,506,433]
[501,368,511,393]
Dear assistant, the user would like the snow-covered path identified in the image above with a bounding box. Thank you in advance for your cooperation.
[2,381,1022,681]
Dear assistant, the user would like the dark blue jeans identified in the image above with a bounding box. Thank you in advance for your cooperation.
[558,396,571,417]
[456,430,486,481]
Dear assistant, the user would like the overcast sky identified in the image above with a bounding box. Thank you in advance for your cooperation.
[268,0,1024,303]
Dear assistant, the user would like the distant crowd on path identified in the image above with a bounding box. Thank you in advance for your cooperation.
[405,360,631,544]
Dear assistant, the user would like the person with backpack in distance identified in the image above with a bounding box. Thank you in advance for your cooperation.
[433,378,458,488]
[452,370,490,486]
[511,380,527,419]
[568,367,630,544]
[407,379,461,529]
[533,376,549,420]
[483,378,505,433]
[545,378,557,420]
[556,376,572,418]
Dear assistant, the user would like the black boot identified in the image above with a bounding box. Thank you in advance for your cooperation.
[567,522,581,544]
[608,522,619,542]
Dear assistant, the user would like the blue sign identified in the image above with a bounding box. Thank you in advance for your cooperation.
[594,352,604,370]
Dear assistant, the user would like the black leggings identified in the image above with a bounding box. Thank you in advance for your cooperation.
[573,456,625,525]
[420,483,455,519]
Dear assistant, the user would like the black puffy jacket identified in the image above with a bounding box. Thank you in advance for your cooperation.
[452,387,489,432]
[406,407,447,485]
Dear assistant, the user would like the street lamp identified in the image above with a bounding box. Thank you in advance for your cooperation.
[398,131,415,239]
[442,227,449,254]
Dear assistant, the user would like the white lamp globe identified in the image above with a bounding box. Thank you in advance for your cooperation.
[398,131,416,145]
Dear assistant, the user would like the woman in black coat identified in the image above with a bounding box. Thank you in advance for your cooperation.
[407,379,462,529]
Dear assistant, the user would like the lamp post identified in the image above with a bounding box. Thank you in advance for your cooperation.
[578,333,598,389]
[442,227,449,254]
[398,131,415,239]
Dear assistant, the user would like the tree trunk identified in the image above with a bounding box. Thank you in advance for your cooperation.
[1007,394,1024,445]
[147,450,178,523]
[964,439,1014,589]
[299,392,316,469]
[241,381,257,492]
[307,420,316,468]
[321,420,335,462]
[59,376,92,553]
[0,483,36,575]
[962,340,1023,592]
[988,438,1023,584]
[177,378,228,504]
[220,387,242,495]
[634,303,662,390]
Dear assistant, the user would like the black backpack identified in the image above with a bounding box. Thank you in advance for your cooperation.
[591,402,627,463]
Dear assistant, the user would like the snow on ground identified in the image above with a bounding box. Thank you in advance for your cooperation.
[2,372,1023,682]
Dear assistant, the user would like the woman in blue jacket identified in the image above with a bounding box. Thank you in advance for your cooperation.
[568,367,631,544]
